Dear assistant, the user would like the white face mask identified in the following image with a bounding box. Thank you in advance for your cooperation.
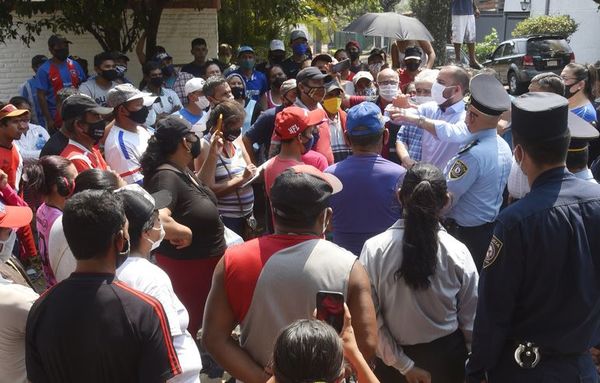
[378,84,398,101]
[0,230,16,263]
[414,96,434,105]
[194,96,210,110]
[147,224,166,251]
[431,81,450,106]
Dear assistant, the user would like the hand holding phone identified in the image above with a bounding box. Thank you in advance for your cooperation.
[316,291,345,333]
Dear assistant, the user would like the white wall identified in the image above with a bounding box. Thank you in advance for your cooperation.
[530,0,600,64]
[0,8,218,102]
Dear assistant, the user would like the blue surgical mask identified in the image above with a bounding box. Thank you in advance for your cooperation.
[302,135,314,153]
[293,43,308,56]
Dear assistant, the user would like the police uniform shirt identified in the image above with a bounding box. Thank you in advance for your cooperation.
[466,168,600,381]
[444,128,512,227]
[26,272,182,382]
[573,168,597,183]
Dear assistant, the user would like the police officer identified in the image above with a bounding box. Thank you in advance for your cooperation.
[443,74,512,270]
[466,92,600,382]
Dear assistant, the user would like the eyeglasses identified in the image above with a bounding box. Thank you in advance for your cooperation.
[561,77,578,82]
[378,81,398,86]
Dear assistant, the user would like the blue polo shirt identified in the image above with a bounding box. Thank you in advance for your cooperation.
[233,69,268,101]
[325,154,405,255]
[35,59,86,119]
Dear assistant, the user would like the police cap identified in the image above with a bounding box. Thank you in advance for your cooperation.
[468,74,511,116]
[567,113,599,151]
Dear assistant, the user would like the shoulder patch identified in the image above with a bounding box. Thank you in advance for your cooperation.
[458,139,479,155]
[483,235,503,268]
[449,159,469,180]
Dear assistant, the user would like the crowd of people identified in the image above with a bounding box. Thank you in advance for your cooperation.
[1,12,600,383]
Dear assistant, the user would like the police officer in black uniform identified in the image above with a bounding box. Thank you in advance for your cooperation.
[466,92,600,382]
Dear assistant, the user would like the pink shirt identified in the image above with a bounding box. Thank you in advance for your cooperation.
[264,152,328,198]
[36,203,62,287]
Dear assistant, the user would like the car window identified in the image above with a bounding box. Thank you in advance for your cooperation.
[492,44,505,59]
[516,41,527,53]
[503,43,516,56]
[527,39,571,55]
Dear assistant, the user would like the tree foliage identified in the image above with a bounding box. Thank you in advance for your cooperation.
[410,0,451,65]
[512,15,579,39]
[0,0,176,58]
[380,0,401,12]
[475,28,498,63]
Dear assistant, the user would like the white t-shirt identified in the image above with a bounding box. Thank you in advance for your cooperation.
[79,77,117,107]
[116,256,202,383]
[0,275,39,383]
[145,88,183,127]
[14,123,50,160]
[104,125,151,184]
[48,216,76,283]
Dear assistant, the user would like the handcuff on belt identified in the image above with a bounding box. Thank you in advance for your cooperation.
[514,342,541,369]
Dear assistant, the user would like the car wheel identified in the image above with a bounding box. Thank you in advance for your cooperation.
[508,72,525,95]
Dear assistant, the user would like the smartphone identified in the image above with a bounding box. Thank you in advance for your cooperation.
[213,113,223,134]
[331,58,350,74]
[316,291,345,334]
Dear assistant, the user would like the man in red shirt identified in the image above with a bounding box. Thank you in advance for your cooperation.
[0,104,29,191]
[203,165,377,383]
[59,95,113,172]
[264,106,327,197]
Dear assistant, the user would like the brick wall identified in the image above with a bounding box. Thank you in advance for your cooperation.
[0,8,218,102]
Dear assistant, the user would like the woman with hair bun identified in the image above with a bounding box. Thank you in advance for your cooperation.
[23,155,76,287]
[360,163,478,383]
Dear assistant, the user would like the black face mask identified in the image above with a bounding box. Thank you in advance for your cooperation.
[150,76,163,87]
[349,51,360,61]
[126,106,149,124]
[54,48,69,61]
[225,129,242,142]
[101,69,119,81]
[564,82,580,99]
[85,120,107,143]
[188,138,201,158]
[231,87,246,100]
[162,65,175,77]
[272,77,286,89]
[116,238,130,269]
[270,54,285,64]
[406,61,420,71]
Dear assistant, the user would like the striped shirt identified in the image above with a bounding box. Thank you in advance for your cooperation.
[212,139,254,218]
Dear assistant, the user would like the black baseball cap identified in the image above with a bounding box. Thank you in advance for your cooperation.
[296,67,332,84]
[404,46,422,61]
[61,95,113,121]
[48,34,72,47]
[116,186,171,236]
[154,115,193,141]
[270,165,342,220]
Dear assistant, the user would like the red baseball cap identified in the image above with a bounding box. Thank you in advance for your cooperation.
[274,106,326,140]
[0,201,33,229]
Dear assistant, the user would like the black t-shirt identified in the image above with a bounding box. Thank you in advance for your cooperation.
[180,61,204,78]
[145,166,226,259]
[40,130,69,157]
[26,273,181,383]
[281,56,304,79]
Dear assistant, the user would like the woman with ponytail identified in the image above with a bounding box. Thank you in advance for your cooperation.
[359,163,478,383]
[24,155,76,287]
[561,63,598,124]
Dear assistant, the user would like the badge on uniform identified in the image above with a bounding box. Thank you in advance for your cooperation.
[483,235,503,268]
[449,159,468,180]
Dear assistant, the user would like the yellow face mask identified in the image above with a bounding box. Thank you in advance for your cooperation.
[322,97,342,115]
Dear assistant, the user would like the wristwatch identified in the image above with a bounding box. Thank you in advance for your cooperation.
[417,116,426,127]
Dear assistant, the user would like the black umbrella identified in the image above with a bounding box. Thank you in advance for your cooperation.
[344,12,434,41]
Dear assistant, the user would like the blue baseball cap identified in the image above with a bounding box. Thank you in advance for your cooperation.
[238,46,255,56]
[346,102,388,136]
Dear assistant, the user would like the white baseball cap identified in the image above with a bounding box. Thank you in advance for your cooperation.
[352,71,374,85]
[107,83,157,107]
[184,78,206,96]
[270,39,285,52]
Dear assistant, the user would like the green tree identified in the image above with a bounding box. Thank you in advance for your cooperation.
[475,28,498,63]
[410,0,451,64]
[380,0,401,12]
[512,15,579,39]
[0,0,197,59]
